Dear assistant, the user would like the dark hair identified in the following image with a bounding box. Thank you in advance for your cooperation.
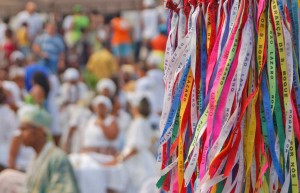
[90,9,99,15]
[21,22,28,27]
[115,11,121,18]
[0,87,6,104]
[3,16,10,24]
[32,72,50,98]
[5,29,13,38]
[138,97,151,117]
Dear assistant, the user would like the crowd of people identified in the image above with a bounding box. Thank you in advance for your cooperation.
[0,0,168,192]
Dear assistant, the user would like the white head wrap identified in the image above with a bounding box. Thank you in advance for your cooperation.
[92,95,113,113]
[18,105,51,134]
[63,68,79,82]
[96,78,117,97]
[10,51,25,63]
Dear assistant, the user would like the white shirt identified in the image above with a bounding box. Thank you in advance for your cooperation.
[58,82,88,106]
[0,22,7,46]
[0,105,34,170]
[147,69,165,114]
[14,11,42,40]
[69,153,127,193]
[0,105,18,147]
[141,8,160,40]
[122,117,157,193]
[83,115,117,149]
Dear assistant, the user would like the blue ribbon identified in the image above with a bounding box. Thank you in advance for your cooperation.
[200,13,207,114]
[160,58,192,139]
[261,72,285,184]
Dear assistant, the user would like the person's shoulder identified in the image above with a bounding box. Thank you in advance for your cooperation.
[50,147,69,162]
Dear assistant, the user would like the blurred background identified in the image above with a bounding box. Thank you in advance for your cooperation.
[0,0,168,192]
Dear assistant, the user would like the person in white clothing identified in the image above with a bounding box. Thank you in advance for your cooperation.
[146,52,165,115]
[106,92,157,193]
[69,109,127,193]
[58,68,88,107]
[83,95,119,155]
[69,95,125,193]
[111,95,132,151]
[0,87,18,170]
[141,0,160,41]
[61,92,94,154]
[0,86,34,172]
[13,2,42,41]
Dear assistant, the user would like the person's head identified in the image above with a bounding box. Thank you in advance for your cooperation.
[96,78,117,98]
[25,1,37,14]
[9,67,25,89]
[2,16,10,25]
[10,51,25,67]
[5,29,13,39]
[89,9,99,19]
[92,95,112,118]
[21,22,28,28]
[63,68,79,84]
[32,72,50,98]
[45,22,57,36]
[73,4,82,15]
[18,105,51,148]
[129,93,151,118]
[115,11,121,18]
[143,0,156,8]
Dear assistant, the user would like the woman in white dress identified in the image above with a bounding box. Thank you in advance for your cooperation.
[69,95,127,193]
[106,93,157,193]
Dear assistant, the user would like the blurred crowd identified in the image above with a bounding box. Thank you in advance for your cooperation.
[0,0,168,192]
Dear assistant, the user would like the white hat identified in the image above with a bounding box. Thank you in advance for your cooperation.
[92,95,113,112]
[10,51,25,63]
[143,0,156,7]
[96,78,117,97]
[18,105,52,134]
[63,68,79,82]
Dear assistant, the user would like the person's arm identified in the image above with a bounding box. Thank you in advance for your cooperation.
[58,52,65,71]
[98,118,119,140]
[62,126,77,154]
[117,148,137,162]
[32,41,48,59]
[8,135,22,169]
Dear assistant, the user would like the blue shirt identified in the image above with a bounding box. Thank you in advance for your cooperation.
[35,33,65,73]
[25,64,49,91]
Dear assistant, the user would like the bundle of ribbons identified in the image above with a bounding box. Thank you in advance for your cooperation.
[157,0,300,192]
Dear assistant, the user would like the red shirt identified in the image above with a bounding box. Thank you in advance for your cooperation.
[151,34,168,52]
[3,41,16,60]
